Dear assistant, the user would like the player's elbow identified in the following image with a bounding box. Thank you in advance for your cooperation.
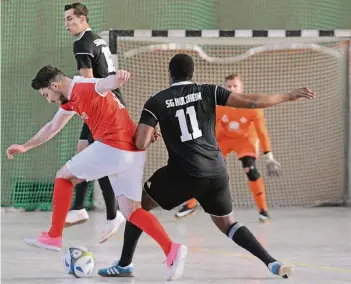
[134,136,149,150]
[135,141,148,150]
[135,124,154,150]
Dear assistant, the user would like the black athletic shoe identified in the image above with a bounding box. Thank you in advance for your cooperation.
[175,203,197,219]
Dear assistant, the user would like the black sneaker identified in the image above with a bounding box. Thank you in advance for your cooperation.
[175,203,197,219]
[259,210,270,223]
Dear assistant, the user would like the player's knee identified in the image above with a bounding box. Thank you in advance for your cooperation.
[240,156,260,181]
[117,195,142,220]
[120,208,135,220]
[244,166,260,181]
[76,140,89,153]
[56,165,77,183]
[210,212,236,235]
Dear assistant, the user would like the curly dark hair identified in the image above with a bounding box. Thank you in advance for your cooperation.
[31,65,66,90]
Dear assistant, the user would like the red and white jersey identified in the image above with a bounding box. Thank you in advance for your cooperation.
[60,76,140,152]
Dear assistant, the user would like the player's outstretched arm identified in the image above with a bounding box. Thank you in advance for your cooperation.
[226,88,316,109]
[135,97,160,150]
[95,70,130,95]
[6,110,74,159]
[135,124,156,150]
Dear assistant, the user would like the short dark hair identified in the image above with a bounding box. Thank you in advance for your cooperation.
[31,65,66,90]
[64,3,89,22]
[169,54,194,81]
[225,74,242,81]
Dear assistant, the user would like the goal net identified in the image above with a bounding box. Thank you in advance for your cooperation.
[103,32,350,208]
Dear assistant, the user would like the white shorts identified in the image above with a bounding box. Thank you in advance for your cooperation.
[66,141,146,201]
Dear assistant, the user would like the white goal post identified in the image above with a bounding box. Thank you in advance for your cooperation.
[94,29,351,209]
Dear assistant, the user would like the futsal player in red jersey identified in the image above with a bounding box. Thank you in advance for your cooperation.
[6,66,187,281]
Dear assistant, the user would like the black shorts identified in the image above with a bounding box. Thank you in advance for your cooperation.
[144,166,233,216]
[79,123,94,145]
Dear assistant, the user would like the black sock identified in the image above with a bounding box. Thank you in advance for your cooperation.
[98,177,116,220]
[72,181,89,210]
[119,221,143,267]
[228,222,276,266]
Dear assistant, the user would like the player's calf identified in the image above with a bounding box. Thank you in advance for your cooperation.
[211,214,293,278]
[240,156,270,222]
[116,193,188,280]
[25,166,84,251]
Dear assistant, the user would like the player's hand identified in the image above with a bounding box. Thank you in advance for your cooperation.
[264,153,281,177]
[150,126,161,143]
[116,70,131,88]
[6,144,28,159]
[288,88,317,101]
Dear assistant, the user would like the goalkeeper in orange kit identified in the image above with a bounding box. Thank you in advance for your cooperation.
[175,74,281,222]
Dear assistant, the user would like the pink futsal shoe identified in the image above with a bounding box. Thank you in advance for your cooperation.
[24,232,62,252]
[165,243,188,281]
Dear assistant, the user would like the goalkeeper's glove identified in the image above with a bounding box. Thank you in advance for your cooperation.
[264,152,281,177]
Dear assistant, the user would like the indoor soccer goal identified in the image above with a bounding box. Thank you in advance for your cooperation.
[96,29,350,209]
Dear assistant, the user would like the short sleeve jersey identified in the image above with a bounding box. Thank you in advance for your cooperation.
[73,28,115,78]
[73,28,123,100]
[60,76,139,152]
[139,82,231,177]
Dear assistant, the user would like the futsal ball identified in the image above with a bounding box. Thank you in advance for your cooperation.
[63,246,94,278]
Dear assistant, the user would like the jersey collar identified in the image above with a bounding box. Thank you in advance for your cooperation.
[171,81,193,86]
[75,28,92,41]
[67,76,79,99]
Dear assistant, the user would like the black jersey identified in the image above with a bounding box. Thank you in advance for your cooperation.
[73,28,123,101]
[139,82,232,178]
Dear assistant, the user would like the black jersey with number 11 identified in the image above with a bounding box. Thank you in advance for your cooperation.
[139,81,232,178]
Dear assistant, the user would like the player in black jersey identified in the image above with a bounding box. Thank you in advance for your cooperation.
[63,3,126,243]
[98,53,316,279]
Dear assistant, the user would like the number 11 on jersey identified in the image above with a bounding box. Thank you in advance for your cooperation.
[175,106,202,142]
[101,46,116,73]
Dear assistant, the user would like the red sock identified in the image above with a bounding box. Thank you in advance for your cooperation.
[48,178,73,238]
[129,208,172,256]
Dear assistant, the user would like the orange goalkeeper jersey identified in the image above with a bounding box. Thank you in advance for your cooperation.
[215,106,272,153]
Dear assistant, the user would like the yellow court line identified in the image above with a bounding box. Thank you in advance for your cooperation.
[191,247,351,273]
[115,236,351,273]
[120,238,351,273]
